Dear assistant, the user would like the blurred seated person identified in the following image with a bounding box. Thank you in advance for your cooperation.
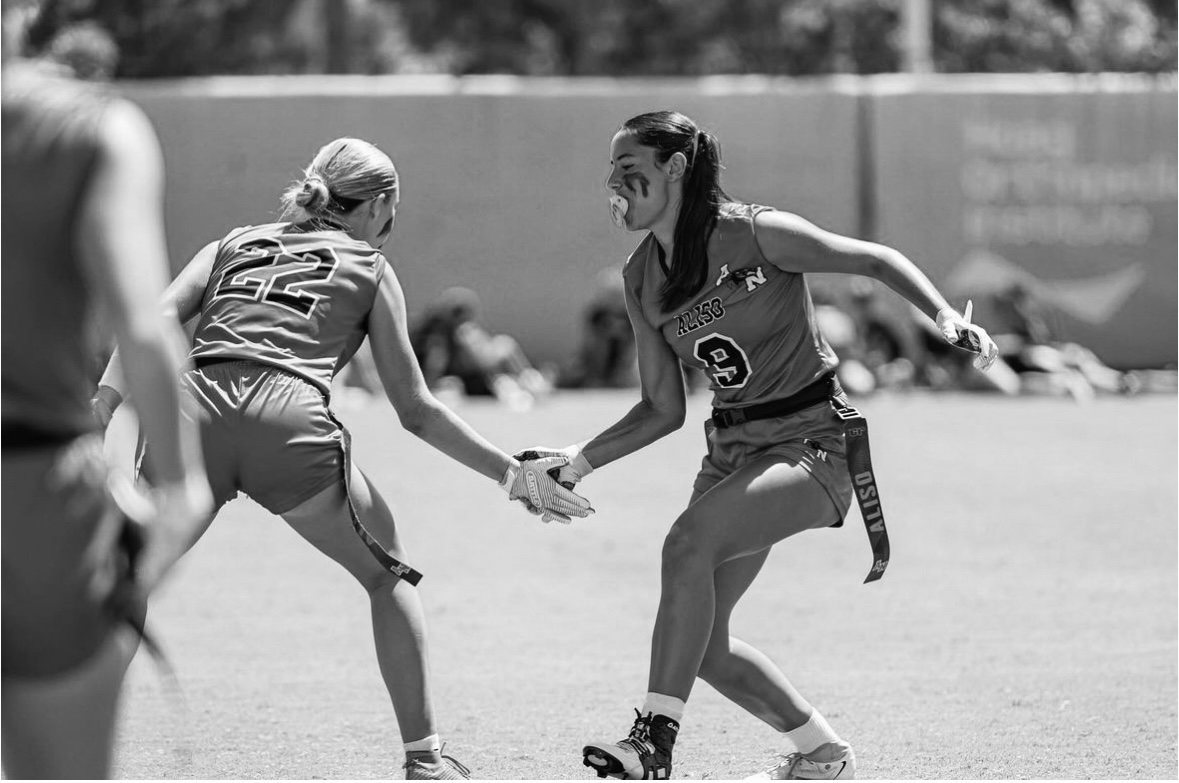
[987,281,1136,399]
[411,286,550,410]
[812,281,921,395]
[558,267,639,390]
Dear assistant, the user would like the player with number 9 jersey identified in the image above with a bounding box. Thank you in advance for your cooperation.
[516,111,998,781]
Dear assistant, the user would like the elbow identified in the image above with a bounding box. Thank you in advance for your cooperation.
[395,394,442,440]
[652,402,686,436]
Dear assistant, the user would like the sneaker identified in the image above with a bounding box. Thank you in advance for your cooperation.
[582,709,679,780]
[746,741,856,780]
[403,749,472,780]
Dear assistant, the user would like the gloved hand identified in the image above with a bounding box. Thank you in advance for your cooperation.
[499,454,594,524]
[513,445,594,489]
[936,300,999,372]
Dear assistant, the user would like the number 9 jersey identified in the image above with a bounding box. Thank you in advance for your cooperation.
[190,222,387,395]
[623,203,839,407]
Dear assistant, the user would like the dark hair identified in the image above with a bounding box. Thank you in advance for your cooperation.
[619,111,729,312]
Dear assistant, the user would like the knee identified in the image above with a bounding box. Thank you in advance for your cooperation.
[661,514,714,575]
[359,569,406,596]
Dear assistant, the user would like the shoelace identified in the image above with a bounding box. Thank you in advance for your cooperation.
[619,709,656,757]
[403,746,472,779]
[439,753,471,779]
[768,752,802,776]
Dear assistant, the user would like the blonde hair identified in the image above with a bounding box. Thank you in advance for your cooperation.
[281,137,398,221]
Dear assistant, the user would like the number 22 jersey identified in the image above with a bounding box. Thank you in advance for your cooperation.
[623,202,838,409]
[190,222,387,395]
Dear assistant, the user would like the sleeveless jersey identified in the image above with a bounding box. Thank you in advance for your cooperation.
[623,202,838,408]
[2,63,112,436]
[189,222,387,395]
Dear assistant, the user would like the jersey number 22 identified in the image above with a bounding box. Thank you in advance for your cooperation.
[212,244,340,318]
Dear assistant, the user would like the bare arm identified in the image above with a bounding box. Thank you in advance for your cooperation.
[367,267,512,482]
[96,239,218,400]
[575,274,687,472]
[753,210,953,321]
[79,98,205,492]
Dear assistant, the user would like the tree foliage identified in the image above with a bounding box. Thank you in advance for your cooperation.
[17,0,1178,79]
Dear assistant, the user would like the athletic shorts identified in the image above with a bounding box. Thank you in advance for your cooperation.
[181,360,344,515]
[2,434,122,677]
[693,400,854,524]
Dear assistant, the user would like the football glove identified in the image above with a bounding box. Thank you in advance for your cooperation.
[499,455,593,524]
[512,445,594,489]
[936,300,998,371]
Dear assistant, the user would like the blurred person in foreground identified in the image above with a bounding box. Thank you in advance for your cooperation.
[518,110,998,781]
[1,42,212,779]
[92,137,592,780]
[411,285,552,411]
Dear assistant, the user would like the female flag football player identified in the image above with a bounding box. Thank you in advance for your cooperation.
[1,57,213,777]
[93,137,593,780]
[518,111,997,781]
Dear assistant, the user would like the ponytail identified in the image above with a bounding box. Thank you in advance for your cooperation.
[661,128,726,312]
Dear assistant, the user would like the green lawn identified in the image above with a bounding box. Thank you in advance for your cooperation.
[112,390,1178,780]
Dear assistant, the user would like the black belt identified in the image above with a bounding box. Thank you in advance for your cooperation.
[194,356,247,370]
[2,422,86,452]
[710,373,890,584]
[711,375,836,428]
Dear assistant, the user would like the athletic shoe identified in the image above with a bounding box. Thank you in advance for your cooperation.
[403,750,471,780]
[745,741,856,780]
[582,709,679,780]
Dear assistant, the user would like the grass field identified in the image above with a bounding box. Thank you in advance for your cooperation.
[111,390,1178,780]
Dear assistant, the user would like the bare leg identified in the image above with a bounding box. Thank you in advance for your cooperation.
[647,455,840,703]
[281,462,434,743]
[697,552,813,731]
[1,630,136,779]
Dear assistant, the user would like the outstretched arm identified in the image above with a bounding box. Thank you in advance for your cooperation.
[519,272,686,485]
[93,239,219,421]
[753,210,997,369]
[367,266,592,521]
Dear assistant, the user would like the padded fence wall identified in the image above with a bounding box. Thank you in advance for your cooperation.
[122,74,1176,369]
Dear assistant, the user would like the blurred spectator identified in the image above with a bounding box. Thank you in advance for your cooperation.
[410,286,551,411]
[557,267,639,390]
[815,281,1021,395]
[986,281,1141,400]
[44,21,117,81]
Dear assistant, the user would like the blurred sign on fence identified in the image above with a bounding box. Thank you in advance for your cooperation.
[125,73,1177,369]
[871,74,1177,368]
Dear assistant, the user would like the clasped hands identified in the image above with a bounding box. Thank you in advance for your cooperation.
[503,445,595,524]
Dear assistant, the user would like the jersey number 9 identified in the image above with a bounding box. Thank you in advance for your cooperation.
[694,333,751,389]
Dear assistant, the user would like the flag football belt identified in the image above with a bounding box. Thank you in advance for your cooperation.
[710,374,890,584]
[328,410,424,586]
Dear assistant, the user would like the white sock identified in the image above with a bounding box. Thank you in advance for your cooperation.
[782,710,840,754]
[641,692,685,723]
[404,734,441,755]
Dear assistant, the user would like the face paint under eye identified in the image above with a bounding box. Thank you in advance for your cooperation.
[609,194,629,228]
[621,171,650,198]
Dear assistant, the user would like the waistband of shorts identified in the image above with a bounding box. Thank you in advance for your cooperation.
[191,356,328,396]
